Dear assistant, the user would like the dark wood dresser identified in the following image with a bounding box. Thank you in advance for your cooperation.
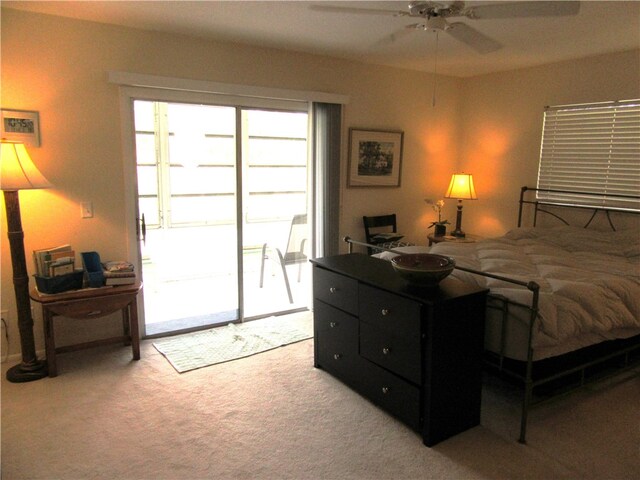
[310,253,488,446]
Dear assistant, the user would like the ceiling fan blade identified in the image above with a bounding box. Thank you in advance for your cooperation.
[373,25,418,48]
[464,1,580,19]
[309,4,408,17]
[447,22,503,54]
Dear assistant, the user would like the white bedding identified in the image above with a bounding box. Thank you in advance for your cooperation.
[377,226,640,360]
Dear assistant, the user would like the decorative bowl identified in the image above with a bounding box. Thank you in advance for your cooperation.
[390,253,455,287]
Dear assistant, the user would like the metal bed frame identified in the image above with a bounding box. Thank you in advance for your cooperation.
[344,186,640,443]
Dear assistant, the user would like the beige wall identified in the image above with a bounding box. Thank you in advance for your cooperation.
[458,49,640,237]
[1,8,638,358]
[0,8,462,354]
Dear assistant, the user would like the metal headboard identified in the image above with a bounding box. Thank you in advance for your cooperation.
[517,186,640,231]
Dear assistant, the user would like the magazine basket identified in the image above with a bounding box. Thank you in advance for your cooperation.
[34,270,84,294]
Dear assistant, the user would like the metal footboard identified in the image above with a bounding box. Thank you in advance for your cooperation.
[342,235,640,444]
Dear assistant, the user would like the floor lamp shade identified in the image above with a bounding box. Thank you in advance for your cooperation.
[444,173,477,238]
[1,140,52,382]
[1,141,52,190]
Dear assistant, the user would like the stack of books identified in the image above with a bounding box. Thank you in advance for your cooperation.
[102,260,136,286]
[33,244,76,277]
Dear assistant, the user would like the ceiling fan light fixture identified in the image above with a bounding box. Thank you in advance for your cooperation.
[426,16,449,31]
[408,1,430,17]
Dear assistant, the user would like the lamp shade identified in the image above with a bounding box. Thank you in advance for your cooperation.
[445,173,477,200]
[1,140,52,191]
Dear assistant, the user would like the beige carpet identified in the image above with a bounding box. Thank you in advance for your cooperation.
[2,316,639,479]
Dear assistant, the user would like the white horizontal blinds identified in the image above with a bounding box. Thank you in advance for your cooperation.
[537,99,640,211]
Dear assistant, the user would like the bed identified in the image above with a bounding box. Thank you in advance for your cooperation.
[349,186,640,443]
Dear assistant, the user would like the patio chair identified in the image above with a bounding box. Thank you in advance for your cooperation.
[259,214,308,303]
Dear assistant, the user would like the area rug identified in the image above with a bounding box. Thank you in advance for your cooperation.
[153,313,313,373]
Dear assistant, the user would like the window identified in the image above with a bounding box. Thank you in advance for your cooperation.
[244,109,309,223]
[537,99,640,211]
[134,101,309,228]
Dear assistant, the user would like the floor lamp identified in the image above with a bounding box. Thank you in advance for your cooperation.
[444,173,477,238]
[1,140,52,382]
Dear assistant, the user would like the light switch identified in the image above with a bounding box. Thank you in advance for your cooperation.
[81,201,94,218]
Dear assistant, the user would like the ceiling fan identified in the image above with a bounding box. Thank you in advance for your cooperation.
[312,1,581,54]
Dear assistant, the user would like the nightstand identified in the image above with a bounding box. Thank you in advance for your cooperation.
[428,234,482,246]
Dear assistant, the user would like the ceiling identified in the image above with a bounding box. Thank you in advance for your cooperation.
[3,1,639,77]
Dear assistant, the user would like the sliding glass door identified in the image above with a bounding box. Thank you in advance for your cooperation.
[241,109,311,318]
[132,98,310,336]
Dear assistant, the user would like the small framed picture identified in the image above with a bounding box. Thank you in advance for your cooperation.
[1,109,41,147]
[348,128,404,188]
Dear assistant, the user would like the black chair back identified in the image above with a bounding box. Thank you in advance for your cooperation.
[362,214,398,255]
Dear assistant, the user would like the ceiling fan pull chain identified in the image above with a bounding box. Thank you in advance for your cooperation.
[432,30,439,107]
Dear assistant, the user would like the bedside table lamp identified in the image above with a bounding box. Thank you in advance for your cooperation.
[1,140,52,382]
[445,173,477,238]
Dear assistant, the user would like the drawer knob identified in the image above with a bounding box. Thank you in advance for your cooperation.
[329,322,337,328]
[382,387,390,394]
[329,287,337,294]
[381,308,389,316]
[382,347,390,355]
[333,353,342,360]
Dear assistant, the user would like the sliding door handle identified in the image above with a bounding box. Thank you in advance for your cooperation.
[138,213,146,245]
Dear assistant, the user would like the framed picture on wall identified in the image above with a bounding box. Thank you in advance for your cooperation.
[348,128,403,187]
[1,109,41,147]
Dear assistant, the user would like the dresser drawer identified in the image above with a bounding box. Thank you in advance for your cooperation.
[360,359,421,431]
[313,266,358,315]
[359,284,421,337]
[360,322,422,384]
[314,301,360,383]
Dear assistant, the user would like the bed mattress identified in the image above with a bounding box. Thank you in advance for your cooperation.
[376,226,640,361]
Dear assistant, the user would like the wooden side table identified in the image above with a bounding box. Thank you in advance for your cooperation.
[428,234,482,246]
[30,282,142,377]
